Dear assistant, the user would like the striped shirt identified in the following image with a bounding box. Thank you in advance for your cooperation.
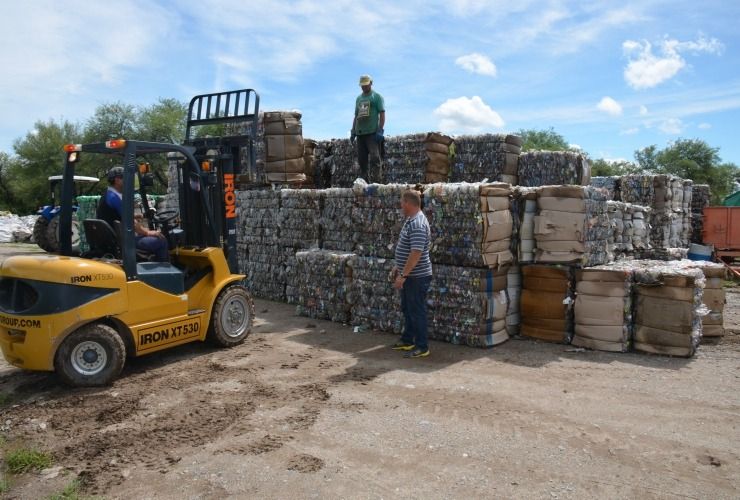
[395,210,433,277]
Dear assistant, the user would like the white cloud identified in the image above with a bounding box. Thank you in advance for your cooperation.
[658,118,683,134]
[639,105,649,116]
[620,127,640,135]
[698,122,712,129]
[597,96,623,116]
[434,96,505,133]
[455,53,497,77]
[569,143,582,150]
[623,34,723,90]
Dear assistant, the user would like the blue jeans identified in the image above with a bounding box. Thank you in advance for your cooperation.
[136,235,169,261]
[400,275,432,351]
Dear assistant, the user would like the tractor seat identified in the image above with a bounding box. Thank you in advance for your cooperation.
[82,219,120,258]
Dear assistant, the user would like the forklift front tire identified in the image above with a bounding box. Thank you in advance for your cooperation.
[54,323,126,387]
[208,284,254,347]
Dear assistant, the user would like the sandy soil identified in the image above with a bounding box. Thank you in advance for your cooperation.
[0,245,738,499]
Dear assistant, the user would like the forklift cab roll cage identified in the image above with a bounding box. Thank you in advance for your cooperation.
[58,89,260,282]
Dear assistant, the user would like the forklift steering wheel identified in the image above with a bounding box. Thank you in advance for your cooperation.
[153,209,179,225]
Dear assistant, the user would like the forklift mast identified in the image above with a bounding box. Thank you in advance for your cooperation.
[181,89,260,274]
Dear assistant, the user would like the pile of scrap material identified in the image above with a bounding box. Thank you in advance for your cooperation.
[518,151,591,187]
[348,256,403,334]
[263,111,306,184]
[533,185,611,267]
[590,176,620,200]
[450,134,521,185]
[505,266,522,336]
[278,189,321,249]
[423,133,454,184]
[236,190,286,301]
[572,266,633,352]
[633,262,706,357]
[520,265,574,343]
[321,188,355,252]
[691,184,711,244]
[427,265,509,347]
[694,262,727,338]
[423,182,513,268]
[352,182,412,258]
[384,134,427,184]
[286,250,354,322]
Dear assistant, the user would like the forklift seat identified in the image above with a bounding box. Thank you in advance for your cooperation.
[82,219,119,258]
[112,220,156,262]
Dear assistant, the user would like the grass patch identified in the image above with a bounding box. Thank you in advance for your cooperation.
[0,392,12,406]
[0,475,9,493]
[5,447,53,474]
[48,480,82,500]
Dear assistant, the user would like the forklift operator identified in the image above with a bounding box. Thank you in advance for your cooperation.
[97,166,169,261]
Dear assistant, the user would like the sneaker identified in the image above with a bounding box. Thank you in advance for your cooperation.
[391,342,415,351]
[404,348,430,358]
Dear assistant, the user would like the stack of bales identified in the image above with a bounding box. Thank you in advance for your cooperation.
[607,202,652,259]
[572,266,633,352]
[321,188,355,252]
[352,183,411,258]
[621,174,690,253]
[427,266,509,347]
[681,180,693,246]
[263,111,306,184]
[518,151,591,187]
[533,185,611,267]
[423,182,513,268]
[505,266,523,336]
[303,139,318,187]
[384,134,427,184]
[514,187,538,263]
[278,189,321,250]
[423,133,455,184]
[348,256,403,334]
[449,134,522,184]
[590,176,620,200]
[520,265,575,343]
[237,189,286,301]
[691,184,711,244]
[286,249,354,323]
[633,263,705,357]
[694,262,727,338]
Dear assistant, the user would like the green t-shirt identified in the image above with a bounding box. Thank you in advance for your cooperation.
[354,91,385,135]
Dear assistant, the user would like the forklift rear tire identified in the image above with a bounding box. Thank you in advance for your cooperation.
[208,284,254,347]
[54,323,126,387]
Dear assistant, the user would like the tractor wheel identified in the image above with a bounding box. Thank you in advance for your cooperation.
[54,323,126,387]
[33,217,54,252]
[208,284,254,347]
[46,215,81,255]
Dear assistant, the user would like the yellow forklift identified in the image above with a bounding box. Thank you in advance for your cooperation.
[0,89,260,386]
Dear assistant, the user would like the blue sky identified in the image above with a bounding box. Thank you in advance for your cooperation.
[1,0,739,165]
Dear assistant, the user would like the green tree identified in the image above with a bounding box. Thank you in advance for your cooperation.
[517,127,572,152]
[0,152,22,211]
[591,158,640,177]
[11,119,84,213]
[136,98,188,143]
[83,102,137,143]
[635,139,739,204]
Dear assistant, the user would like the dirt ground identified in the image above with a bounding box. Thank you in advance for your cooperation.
[0,244,738,499]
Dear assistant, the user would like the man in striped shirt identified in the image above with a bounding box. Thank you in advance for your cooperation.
[392,190,433,358]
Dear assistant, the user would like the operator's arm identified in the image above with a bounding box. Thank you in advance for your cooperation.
[378,93,386,131]
[379,111,386,131]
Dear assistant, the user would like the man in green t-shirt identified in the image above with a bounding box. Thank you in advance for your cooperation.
[351,74,385,182]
